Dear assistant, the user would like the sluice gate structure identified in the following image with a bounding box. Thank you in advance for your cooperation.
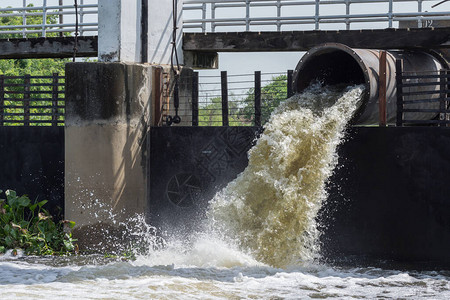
[0,0,449,266]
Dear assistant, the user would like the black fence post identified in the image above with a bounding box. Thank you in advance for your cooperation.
[378,51,387,127]
[440,69,447,127]
[287,69,294,98]
[395,59,403,127]
[254,71,261,127]
[24,74,30,126]
[52,73,59,126]
[192,72,199,126]
[221,71,229,126]
[0,75,4,126]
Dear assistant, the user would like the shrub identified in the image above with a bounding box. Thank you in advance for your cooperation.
[0,189,76,255]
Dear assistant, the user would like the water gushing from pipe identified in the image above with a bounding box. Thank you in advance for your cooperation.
[207,83,365,267]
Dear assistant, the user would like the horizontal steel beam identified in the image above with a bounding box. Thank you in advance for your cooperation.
[183,27,450,52]
[0,36,98,59]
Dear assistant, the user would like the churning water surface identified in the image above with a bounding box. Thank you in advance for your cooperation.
[1,84,449,299]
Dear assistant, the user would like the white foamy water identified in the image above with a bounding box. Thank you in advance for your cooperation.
[1,84,449,299]
[1,256,449,299]
[209,84,364,267]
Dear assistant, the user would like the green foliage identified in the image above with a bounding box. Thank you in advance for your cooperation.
[0,4,67,39]
[199,96,247,126]
[199,75,288,126]
[0,189,77,256]
[240,75,288,125]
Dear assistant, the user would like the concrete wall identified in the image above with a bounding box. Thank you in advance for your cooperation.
[64,61,193,249]
[98,0,141,62]
[98,0,183,64]
[65,62,152,248]
[151,66,193,126]
[146,1,183,65]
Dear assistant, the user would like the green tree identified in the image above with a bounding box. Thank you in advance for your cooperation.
[0,4,64,39]
[199,96,247,126]
[240,75,288,125]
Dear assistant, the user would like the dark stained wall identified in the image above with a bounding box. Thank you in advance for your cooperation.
[149,126,259,235]
[149,126,450,267]
[0,127,64,219]
[320,126,450,267]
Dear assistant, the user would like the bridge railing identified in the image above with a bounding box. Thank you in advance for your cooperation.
[183,0,450,32]
[0,0,98,38]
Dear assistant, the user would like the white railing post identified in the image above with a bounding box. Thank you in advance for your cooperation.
[22,0,27,38]
[315,0,320,30]
[245,0,250,31]
[202,2,206,33]
[345,0,350,30]
[42,0,48,37]
[418,0,423,28]
[80,0,85,36]
[277,0,281,32]
[211,2,216,33]
[388,0,393,28]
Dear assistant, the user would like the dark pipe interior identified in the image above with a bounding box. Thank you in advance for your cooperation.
[296,50,366,92]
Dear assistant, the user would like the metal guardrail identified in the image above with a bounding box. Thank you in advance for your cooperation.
[396,66,450,126]
[190,71,293,126]
[183,0,450,32]
[0,74,65,126]
[0,0,98,38]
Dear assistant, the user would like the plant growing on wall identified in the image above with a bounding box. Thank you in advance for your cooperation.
[0,189,77,256]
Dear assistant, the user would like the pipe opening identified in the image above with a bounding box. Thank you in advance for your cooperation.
[295,49,366,93]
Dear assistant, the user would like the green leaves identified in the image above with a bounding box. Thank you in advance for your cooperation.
[198,75,288,126]
[0,189,77,256]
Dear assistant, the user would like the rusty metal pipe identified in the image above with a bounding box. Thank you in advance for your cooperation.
[293,43,448,125]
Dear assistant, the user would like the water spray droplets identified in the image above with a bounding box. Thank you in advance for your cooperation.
[208,83,365,268]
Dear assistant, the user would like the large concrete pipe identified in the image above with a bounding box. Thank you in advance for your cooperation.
[293,43,448,125]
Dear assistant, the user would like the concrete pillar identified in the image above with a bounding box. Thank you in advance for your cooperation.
[98,0,141,62]
[66,1,189,249]
[146,1,183,65]
[98,0,183,64]
[65,62,152,248]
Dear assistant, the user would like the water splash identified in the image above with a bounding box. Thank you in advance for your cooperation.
[208,83,364,267]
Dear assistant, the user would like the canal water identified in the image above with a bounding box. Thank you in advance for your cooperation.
[1,84,449,299]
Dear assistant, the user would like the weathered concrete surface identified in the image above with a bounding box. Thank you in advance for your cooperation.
[98,0,183,64]
[64,61,194,249]
[0,36,97,59]
[183,27,450,52]
[98,0,141,62]
[151,65,194,126]
[65,62,152,249]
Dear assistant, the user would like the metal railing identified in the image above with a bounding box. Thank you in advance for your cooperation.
[190,70,293,126]
[396,65,450,126]
[183,0,450,32]
[0,0,98,38]
[0,74,65,126]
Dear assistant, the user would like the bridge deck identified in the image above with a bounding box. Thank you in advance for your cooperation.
[0,36,98,59]
[183,27,450,52]
[0,27,448,59]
